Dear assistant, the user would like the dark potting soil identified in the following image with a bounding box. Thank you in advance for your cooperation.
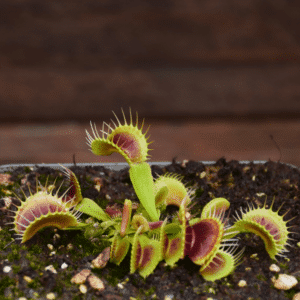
[0,158,300,300]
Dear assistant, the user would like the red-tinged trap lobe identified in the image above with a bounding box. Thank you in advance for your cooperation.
[251,216,281,241]
[148,221,164,230]
[135,242,142,269]
[188,219,221,262]
[140,246,152,268]
[113,133,139,159]
[185,225,195,256]
[105,207,122,218]
[205,254,225,274]
[167,237,181,257]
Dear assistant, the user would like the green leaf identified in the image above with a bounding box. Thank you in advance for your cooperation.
[110,234,130,265]
[129,162,159,222]
[75,198,111,222]
[62,222,91,230]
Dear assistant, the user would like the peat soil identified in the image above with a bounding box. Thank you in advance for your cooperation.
[0,158,300,300]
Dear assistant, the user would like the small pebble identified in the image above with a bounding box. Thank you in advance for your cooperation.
[88,275,105,291]
[61,262,68,269]
[256,192,266,197]
[181,159,189,167]
[117,283,124,289]
[238,280,247,287]
[293,292,300,300]
[53,233,60,240]
[71,269,91,284]
[269,264,280,272]
[46,293,56,300]
[45,265,57,274]
[3,266,11,273]
[67,243,73,251]
[79,284,87,294]
[273,274,298,290]
[23,276,33,283]
[92,247,110,269]
[200,171,206,178]
[2,197,12,208]
[0,174,12,185]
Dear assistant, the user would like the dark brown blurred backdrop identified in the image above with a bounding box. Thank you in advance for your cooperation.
[0,0,300,166]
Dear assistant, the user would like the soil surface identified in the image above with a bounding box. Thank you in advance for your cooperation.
[0,158,300,300]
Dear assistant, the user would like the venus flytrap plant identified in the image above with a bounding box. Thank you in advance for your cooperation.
[86,109,151,165]
[7,177,88,243]
[228,198,295,260]
[6,109,295,283]
[86,108,159,222]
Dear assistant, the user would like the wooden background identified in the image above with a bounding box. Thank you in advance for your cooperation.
[0,0,299,166]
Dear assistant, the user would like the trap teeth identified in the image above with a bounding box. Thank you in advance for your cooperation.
[10,185,81,243]
[86,108,152,165]
[232,200,292,260]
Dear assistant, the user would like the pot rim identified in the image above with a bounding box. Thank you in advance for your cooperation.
[0,160,298,172]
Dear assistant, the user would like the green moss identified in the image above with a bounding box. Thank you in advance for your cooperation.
[144,286,156,296]
[0,228,14,252]
[202,284,218,295]
[23,166,32,173]
[284,288,297,300]
[137,286,157,299]
[256,274,267,282]
[52,280,64,297]
[7,244,21,262]
[0,189,6,198]
[24,251,45,271]
[12,265,21,274]
[0,276,15,296]
[279,262,289,271]
[27,278,41,289]
[104,263,130,287]
[37,174,48,186]
[29,244,43,255]
[85,175,95,185]
[20,244,27,251]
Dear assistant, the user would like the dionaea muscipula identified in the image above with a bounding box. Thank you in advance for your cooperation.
[7,178,84,243]
[4,109,297,282]
[86,108,159,221]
